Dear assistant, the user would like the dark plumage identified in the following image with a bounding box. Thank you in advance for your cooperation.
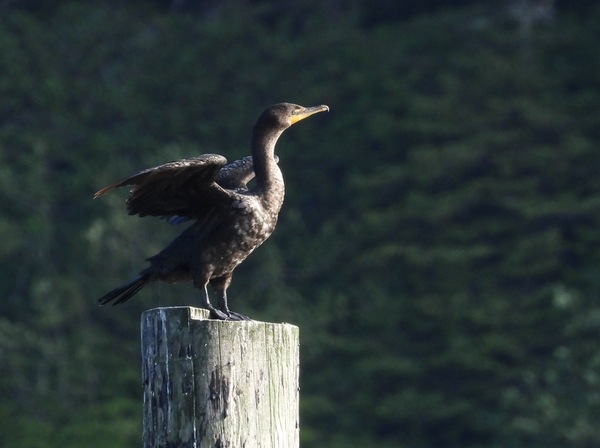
[163,155,278,225]
[95,103,328,320]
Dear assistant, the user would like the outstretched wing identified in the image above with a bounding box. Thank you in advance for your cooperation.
[164,155,257,225]
[94,154,234,219]
[216,155,255,189]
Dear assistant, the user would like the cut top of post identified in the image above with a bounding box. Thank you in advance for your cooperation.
[141,306,300,448]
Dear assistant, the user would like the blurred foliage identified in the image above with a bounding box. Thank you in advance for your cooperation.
[1,1,600,447]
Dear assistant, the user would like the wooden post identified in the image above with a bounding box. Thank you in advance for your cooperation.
[141,306,300,448]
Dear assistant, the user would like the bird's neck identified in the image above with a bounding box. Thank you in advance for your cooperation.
[251,125,284,195]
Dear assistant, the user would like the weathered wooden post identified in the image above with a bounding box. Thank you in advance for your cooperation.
[141,306,300,448]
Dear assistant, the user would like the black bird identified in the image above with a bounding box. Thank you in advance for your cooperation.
[95,103,329,320]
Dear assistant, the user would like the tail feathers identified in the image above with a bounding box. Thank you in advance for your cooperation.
[98,275,149,306]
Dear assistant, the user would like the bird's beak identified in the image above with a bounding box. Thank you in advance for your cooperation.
[290,104,329,125]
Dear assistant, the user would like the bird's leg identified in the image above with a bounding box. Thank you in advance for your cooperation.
[196,281,229,320]
[211,274,252,321]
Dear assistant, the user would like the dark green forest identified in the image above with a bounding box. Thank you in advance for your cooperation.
[1,0,600,447]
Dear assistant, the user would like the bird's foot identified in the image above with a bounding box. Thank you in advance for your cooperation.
[225,310,252,321]
[207,307,252,321]
[208,308,230,320]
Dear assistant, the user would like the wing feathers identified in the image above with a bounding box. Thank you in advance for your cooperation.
[94,154,230,218]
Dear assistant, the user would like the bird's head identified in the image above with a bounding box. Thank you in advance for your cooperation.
[257,103,329,131]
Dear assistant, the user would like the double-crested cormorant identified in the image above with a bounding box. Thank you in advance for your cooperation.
[95,103,329,320]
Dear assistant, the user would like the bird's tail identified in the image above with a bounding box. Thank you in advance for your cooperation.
[98,274,149,306]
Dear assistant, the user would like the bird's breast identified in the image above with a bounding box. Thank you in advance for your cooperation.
[230,206,278,250]
[202,202,281,277]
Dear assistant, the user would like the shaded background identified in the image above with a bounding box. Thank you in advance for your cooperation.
[1,0,600,447]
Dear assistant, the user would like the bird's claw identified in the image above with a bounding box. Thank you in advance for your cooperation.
[225,310,252,321]
[208,308,229,320]
[208,307,252,321]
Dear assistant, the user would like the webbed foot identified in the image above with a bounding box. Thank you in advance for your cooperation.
[225,310,252,321]
[208,307,230,320]
[207,307,252,321]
